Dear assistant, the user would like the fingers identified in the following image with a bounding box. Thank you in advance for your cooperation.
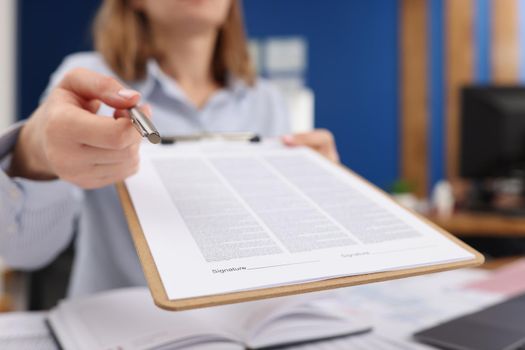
[50,142,141,189]
[82,99,102,113]
[58,67,140,109]
[80,143,140,165]
[283,129,333,147]
[51,104,142,150]
[91,159,140,181]
[282,129,340,163]
[51,69,145,149]
[71,161,140,190]
[16,68,145,187]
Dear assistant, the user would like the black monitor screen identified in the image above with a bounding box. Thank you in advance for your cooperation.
[460,86,525,179]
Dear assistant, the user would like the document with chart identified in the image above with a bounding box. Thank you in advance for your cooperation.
[120,140,482,310]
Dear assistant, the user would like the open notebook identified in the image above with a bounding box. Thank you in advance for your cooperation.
[47,287,371,350]
[119,140,482,309]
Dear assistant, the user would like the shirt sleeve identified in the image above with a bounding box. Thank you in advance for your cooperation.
[0,52,117,270]
[0,53,113,270]
[0,114,81,271]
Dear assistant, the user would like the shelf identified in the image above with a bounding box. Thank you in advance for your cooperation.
[427,211,525,237]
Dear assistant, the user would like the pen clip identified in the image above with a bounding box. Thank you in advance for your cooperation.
[130,115,147,137]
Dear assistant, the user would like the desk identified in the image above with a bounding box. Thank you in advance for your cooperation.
[0,268,504,350]
[428,211,525,237]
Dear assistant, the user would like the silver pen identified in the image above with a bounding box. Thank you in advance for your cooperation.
[128,107,161,144]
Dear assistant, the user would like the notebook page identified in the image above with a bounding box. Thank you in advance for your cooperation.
[49,288,240,350]
[126,141,474,300]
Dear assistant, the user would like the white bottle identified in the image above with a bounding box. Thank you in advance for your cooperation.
[432,180,455,217]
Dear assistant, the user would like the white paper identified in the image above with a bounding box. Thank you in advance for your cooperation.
[126,141,475,300]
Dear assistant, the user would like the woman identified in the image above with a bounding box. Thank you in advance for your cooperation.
[1,0,338,297]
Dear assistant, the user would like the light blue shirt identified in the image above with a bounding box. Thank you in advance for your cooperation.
[0,52,291,297]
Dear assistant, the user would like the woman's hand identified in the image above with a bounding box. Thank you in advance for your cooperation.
[9,68,149,189]
[282,129,339,163]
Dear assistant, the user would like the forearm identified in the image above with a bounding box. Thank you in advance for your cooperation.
[0,124,80,270]
[8,122,56,180]
[0,170,80,270]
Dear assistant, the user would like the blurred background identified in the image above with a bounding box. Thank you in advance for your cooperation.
[2,0,523,193]
[3,0,525,310]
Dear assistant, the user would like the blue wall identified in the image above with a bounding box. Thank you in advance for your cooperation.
[17,0,100,120]
[18,0,400,189]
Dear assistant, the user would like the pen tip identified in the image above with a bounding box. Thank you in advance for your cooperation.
[148,133,161,144]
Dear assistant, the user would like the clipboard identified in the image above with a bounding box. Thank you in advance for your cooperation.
[116,143,484,311]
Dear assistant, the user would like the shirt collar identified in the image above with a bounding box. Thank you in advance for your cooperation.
[133,59,249,103]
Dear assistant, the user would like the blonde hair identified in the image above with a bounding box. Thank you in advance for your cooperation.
[92,0,255,85]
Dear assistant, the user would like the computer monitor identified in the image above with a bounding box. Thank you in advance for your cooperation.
[460,86,525,180]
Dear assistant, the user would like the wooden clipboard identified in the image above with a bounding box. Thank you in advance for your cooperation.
[116,166,484,311]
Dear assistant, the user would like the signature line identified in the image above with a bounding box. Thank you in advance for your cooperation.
[247,260,320,271]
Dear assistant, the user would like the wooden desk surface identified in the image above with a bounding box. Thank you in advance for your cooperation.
[428,211,525,237]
